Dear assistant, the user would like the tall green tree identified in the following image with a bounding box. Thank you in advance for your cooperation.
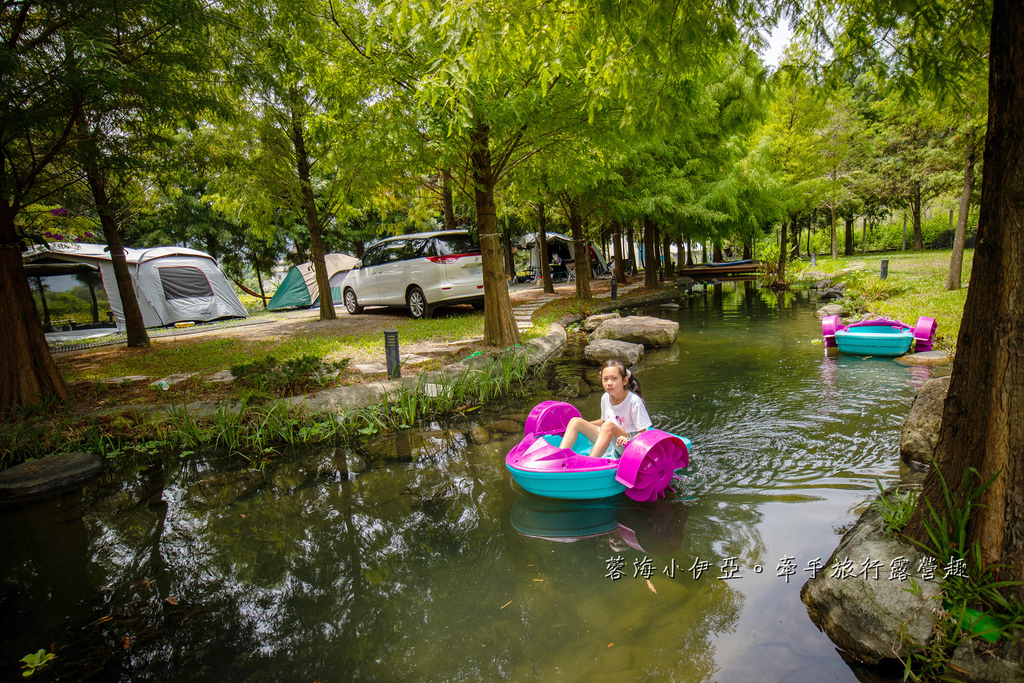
[797,0,1024,597]
[1,0,219,407]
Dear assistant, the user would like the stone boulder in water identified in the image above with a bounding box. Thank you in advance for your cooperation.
[900,376,949,473]
[801,491,941,665]
[584,339,644,366]
[591,316,678,348]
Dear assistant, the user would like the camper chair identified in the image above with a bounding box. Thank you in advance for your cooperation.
[566,261,577,283]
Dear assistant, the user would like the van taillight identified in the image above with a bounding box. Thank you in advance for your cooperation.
[426,254,478,264]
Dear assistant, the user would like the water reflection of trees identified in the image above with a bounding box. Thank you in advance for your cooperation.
[2,395,777,682]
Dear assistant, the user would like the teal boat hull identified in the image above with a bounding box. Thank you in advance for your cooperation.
[834,327,914,356]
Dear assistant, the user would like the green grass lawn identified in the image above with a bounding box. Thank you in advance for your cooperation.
[790,249,973,350]
[60,313,485,383]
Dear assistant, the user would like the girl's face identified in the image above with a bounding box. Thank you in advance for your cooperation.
[601,367,627,397]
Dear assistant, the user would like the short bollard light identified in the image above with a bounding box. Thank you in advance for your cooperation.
[811,253,817,266]
[611,277,617,300]
[880,259,889,280]
[384,329,400,379]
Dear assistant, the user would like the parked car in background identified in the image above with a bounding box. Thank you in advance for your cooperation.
[342,230,485,319]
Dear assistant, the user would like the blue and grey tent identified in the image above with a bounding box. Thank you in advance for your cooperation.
[267,254,358,310]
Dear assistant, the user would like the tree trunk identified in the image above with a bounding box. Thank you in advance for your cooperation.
[662,233,672,273]
[743,240,752,260]
[713,241,724,262]
[643,216,658,289]
[806,214,812,254]
[947,123,977,290]
[652,227,661,269]
[830,206,838,259]
[0,206,70,408]
[290,95,335,321]
[501,227,514,279]
[83,154,151,347]
[256,269,267,308]
[862,216,868,253]
[903,0,1024,596]
[684,234,694,266]
[471,122,518,346]
[442,168,456,229]
[703,242,710,264]
[566,196,591,300]
[34,278,51,330]
[902,212,908,250]
[612,222,625,282]
[844,216,855,256]
[676,236,684,271]
[791,220,801,258]
[626,225,635,268]
[776,218,789,286]
[88,277,99,323]
[912,182,924,251]
[538,202,554,293]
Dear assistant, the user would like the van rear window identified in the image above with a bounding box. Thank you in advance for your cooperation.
[432,234,480,256]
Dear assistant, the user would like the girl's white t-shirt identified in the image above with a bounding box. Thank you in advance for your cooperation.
[600,391,652,436]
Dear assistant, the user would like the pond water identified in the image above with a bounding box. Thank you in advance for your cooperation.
[0,283,947,682]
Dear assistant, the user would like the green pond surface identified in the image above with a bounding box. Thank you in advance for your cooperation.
[0,283,947,682]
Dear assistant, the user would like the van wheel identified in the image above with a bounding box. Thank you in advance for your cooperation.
[407,287,431,319]
[344,289,362,314]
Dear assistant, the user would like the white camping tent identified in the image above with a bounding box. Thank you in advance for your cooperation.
[23,243,249,330]
[518,232,609,273]
[266,254,358,310]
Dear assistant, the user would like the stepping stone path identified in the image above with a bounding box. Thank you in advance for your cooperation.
[512,293,559,331]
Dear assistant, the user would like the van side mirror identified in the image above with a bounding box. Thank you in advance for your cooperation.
[354,260,363,269]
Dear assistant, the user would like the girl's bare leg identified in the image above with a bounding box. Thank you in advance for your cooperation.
[591,420,629,458]
[560,417,600,450]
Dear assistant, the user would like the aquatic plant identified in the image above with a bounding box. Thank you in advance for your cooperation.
[873,480,919,537]
[897,466,1024,681]
[20,649,56,677]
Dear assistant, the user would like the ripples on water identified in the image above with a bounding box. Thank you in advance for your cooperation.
[0,283,946,682]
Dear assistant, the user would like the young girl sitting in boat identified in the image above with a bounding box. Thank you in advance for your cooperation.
[559,360,652,459]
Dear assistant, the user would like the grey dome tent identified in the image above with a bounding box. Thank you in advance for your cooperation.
[267,254,358,310]
[23,243,249,329]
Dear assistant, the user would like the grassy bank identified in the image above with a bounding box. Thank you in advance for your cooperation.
[2,349,533,471]
[791,249,972,350]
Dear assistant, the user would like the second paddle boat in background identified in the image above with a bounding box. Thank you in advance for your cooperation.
[822,315,937,357]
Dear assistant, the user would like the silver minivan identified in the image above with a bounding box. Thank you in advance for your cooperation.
[342,230,484,319]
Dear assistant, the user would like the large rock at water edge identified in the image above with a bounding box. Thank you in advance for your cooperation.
[801,491,942,665]
[584,339,644,366]
[591,316,678,347]
[583,312,620,332]
[900,376,949,472]
[894,351,951,367]
[0,452,106,500]
[816,304,848,319]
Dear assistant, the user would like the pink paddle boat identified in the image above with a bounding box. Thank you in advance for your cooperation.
[505,401,691,502]
[822,315,936,357]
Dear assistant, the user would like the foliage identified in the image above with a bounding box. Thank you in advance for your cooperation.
[873,480,920,537]
[755,239,782,285]
[230,355,349,394]
[19,649,56,677]
[4,349,534,470]
[898,466,1024,680]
